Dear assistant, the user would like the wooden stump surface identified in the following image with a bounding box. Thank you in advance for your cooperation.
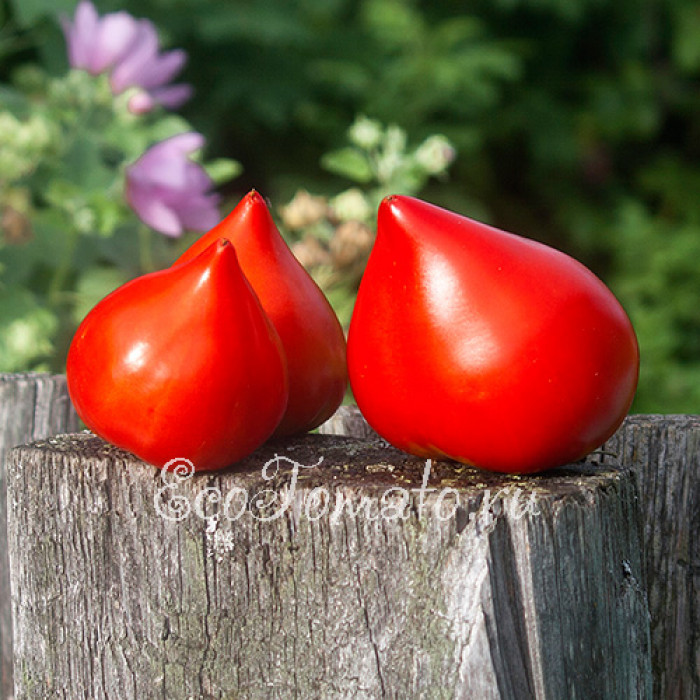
[328,407,700,700]
[8,428,651,700]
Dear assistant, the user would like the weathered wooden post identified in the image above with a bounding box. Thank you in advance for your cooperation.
[7,424,651,699]
[602,415,700,700]
[0,374,79,700]
[327,406,700,700]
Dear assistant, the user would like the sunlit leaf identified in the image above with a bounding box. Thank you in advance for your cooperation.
[321,148,373,183]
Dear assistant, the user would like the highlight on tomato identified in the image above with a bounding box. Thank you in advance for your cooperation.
[67,239,289,471]
[175,190,347,437]
[347,195,640,474]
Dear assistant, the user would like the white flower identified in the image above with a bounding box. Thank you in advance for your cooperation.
[331,188,371,223]
[348,116,383,150]
[414,135,456,174]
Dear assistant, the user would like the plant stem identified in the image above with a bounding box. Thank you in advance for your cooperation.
[138,224,155,273]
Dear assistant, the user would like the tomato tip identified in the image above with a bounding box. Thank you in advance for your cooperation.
[247,189,266,205]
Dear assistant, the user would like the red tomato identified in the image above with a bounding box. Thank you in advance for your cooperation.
[67,239,288,471]
[347,195,639,473]
[175,190,347,436]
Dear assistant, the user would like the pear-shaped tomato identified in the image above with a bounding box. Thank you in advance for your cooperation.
[175,190,347,436]
[347,195,639,473]
[67,239,288,471]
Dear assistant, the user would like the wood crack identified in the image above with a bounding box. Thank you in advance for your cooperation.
[355,563,386,698]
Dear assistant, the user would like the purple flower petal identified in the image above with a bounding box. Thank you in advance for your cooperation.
[125,133,220,237]
[147,83,193,109]
[183,164,215,192]
[62,1,191,113]
[133,49,187,90]
[126,181,183,236]
[63,1,99,71]
[91,12,141,73]
[109,20,159,93]
[132,133,205,188]
[150,132,206,159]
[127,83,192,114]
[176,194,222,233]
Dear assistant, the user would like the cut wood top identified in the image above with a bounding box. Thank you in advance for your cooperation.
[14,429,633,498]
[7,426,651,700]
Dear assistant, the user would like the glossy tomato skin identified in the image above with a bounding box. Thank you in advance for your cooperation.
[175,190,347,437]
[347,195,639,473]
[67,239,288,471]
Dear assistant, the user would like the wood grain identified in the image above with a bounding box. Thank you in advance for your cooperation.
[8,429,651,699]
[0,374,79,700]
[602,414,700,700]
[324,407,700,700]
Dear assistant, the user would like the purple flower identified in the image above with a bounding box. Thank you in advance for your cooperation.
[61,1,192,113]
[125,133,221,237]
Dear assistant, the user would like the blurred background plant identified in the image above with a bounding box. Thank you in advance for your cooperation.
[280,116,455,326]
[1,0,699,412]
[0,0,239,371]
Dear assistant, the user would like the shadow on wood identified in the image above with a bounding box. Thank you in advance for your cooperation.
[8,427,651,699]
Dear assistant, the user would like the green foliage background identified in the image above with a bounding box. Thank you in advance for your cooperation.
[2,0,699,413]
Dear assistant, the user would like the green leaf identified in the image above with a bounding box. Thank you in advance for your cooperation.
[204,158,243,186]
[321,148,374,183]
[361,0,423,47]
[673,5,700,72]
[60,136,111,189]
[0,287,58,371]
